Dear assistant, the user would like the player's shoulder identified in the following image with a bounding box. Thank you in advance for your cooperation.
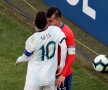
[26,33,36,44]
[62,24,74,34]
[63,24,72,31]
[48,26,63,35]
[48,26,61,31]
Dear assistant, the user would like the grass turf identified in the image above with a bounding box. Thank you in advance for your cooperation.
[0,11,31,90]
[0,0,108,90]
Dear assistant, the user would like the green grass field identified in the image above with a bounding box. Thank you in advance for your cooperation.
[0,0,108,90]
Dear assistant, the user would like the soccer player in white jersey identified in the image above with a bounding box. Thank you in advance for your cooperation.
[15,12,67,90]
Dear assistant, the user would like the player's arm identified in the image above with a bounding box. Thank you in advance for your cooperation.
[57,30,67,73]
[61,30,76,77]
[56,29,76,87]
[56,29,67,87]
[59,37,67,68]
[15,36,35,66]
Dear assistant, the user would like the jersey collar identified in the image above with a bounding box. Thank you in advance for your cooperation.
[59,23,65,29]
[36,27,48,32]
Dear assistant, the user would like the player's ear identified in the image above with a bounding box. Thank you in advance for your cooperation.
[33,21,35,25]
[34,26,37,31]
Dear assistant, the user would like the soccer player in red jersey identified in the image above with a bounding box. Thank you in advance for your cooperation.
[47,7,76,90]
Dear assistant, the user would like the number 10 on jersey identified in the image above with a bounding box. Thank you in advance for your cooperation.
[39,41,56,61]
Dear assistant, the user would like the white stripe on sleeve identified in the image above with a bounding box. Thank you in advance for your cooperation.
[67,46,76,54]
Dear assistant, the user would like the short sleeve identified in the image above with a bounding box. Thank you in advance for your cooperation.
[57,28,66,44]
[25,35,36,53]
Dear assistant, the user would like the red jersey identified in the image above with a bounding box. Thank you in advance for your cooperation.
[58,23,76,77]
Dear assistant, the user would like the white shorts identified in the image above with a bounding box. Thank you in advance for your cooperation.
[24,84,57,90]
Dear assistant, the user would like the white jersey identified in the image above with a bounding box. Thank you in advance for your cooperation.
[17,26,67,87]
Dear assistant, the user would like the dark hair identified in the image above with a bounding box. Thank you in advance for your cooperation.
[47,7,62,18]
[34,11,47,29]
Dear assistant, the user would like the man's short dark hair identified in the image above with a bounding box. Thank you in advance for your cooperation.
[47,7,62,18]
[34,11,47,29]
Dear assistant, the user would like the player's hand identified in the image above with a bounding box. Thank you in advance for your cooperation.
[55,75,65,88]
[56,66,63,76]
[15,60,20,66]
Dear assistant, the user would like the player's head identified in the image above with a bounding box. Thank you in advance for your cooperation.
[47,7,62,26]
[34,11,48,30]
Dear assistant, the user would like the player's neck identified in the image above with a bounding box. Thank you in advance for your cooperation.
[35,26,48,32]
[57,21,65,29]
[57,21,63,28]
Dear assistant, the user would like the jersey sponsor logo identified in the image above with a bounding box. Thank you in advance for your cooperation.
[66,0,96,20]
